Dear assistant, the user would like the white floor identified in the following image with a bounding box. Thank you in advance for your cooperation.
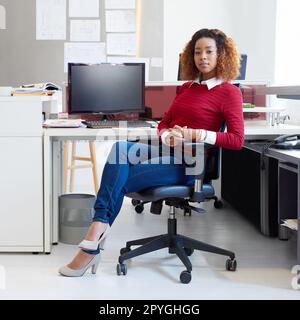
[0,197,299,300]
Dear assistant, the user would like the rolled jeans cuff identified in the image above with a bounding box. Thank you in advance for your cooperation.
[93,212,110,224]
[82,247,100,255]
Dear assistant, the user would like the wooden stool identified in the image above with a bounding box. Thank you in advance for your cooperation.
[63,141,99,194]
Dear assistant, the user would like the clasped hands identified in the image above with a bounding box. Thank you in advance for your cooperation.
[164,125,206,147]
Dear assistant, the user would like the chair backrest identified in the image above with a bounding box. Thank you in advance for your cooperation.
[177,53,247,81]
[203,146,221,182]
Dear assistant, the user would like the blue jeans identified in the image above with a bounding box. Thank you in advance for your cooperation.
[93,141,194,226]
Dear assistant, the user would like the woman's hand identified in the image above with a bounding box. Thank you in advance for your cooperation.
[162,126,207,147]
[180,127,207,142]
[163,127,184,147]
[171,125,196,141]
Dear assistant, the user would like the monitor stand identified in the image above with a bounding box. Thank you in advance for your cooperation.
[101,114,109,121]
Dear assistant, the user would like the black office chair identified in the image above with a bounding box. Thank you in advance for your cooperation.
[117,141,237,284]
[131,145,223,215]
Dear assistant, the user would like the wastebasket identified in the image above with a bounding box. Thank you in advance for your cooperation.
[59,194,96,245]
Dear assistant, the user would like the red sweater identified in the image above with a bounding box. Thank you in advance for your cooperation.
[158,81,244,150]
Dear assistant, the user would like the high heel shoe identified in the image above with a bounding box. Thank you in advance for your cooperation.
[58,253,101,277]
[78,225,110,251]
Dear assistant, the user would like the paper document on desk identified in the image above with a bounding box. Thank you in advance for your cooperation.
[21,82,61,91]
[281,219,298,230]
[12,83,61,96]
[43,119,85,128]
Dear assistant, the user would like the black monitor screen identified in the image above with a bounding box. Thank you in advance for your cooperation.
[236,54,247,80]
[68,63,145,114]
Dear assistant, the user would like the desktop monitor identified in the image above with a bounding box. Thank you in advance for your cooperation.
[68,62,145,115]
[236,54,247,80]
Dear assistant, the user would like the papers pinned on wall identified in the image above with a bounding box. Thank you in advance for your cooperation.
[106,33,136,56]
[151,57,163,68]
[105,10,136,33]
[105,0,136,9]
[36,0,66,40]
[70,20,101,42]
[69,0,99,17]
[12,82,61,96]
[64,42,106,72]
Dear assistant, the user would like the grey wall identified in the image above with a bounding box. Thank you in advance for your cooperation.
[139,0,163,81]
[0,0,164,88]
[0,0,65,86]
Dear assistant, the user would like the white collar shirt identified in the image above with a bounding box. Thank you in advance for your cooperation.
[189,77,224,90]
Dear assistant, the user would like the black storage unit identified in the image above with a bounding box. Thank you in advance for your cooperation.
[221,143,278,237]
[278,162,298,222]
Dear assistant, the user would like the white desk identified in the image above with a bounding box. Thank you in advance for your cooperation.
[243,107,286,126]
[244,122,300,139]
[43,127,157,253]
[43,123,300,253]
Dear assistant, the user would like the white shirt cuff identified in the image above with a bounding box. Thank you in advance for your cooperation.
[161,130,170,145]
[203,130,216,145]
[161,129,216,145]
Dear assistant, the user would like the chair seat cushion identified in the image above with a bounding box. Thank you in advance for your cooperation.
[126,183,214,202]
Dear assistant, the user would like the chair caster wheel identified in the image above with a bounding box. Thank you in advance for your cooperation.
[214,200,223,209]
[183,208,192,216]
[226,259,237,271]
[184,247,194,256]
[117,263,127,275]
[180,270,191,284]
[131,199,141,206]
[135,204,144,213]
[120,247,131,255]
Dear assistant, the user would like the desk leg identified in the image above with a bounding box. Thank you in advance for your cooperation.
[276,112,280,125]
[298,160,300,266]
[43,135,52,253]
[52,141,62,244]
[270,113,275,126]
[260,156,269,235]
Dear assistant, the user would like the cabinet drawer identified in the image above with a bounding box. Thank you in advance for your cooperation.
[0,99,43,136]
[0,137,43,248]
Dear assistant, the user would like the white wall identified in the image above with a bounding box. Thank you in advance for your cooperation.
[163,0,277,82]
[231,0,277,81]
[273,0,300,125]
[275,0,300,84]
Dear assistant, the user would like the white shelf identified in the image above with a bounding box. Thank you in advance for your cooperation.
[255,85,300,95]
[244,122,300,138]
[0,94,58,102]
[243,106,285,113]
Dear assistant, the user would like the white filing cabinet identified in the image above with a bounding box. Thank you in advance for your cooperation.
[0,96,56,252]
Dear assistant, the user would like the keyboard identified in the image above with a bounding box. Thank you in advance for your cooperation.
[83,120,154,129]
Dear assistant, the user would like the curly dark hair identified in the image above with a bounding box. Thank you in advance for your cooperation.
[180,28,241,82]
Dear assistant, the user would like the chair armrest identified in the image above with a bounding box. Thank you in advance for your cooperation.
[183,141,206,178]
